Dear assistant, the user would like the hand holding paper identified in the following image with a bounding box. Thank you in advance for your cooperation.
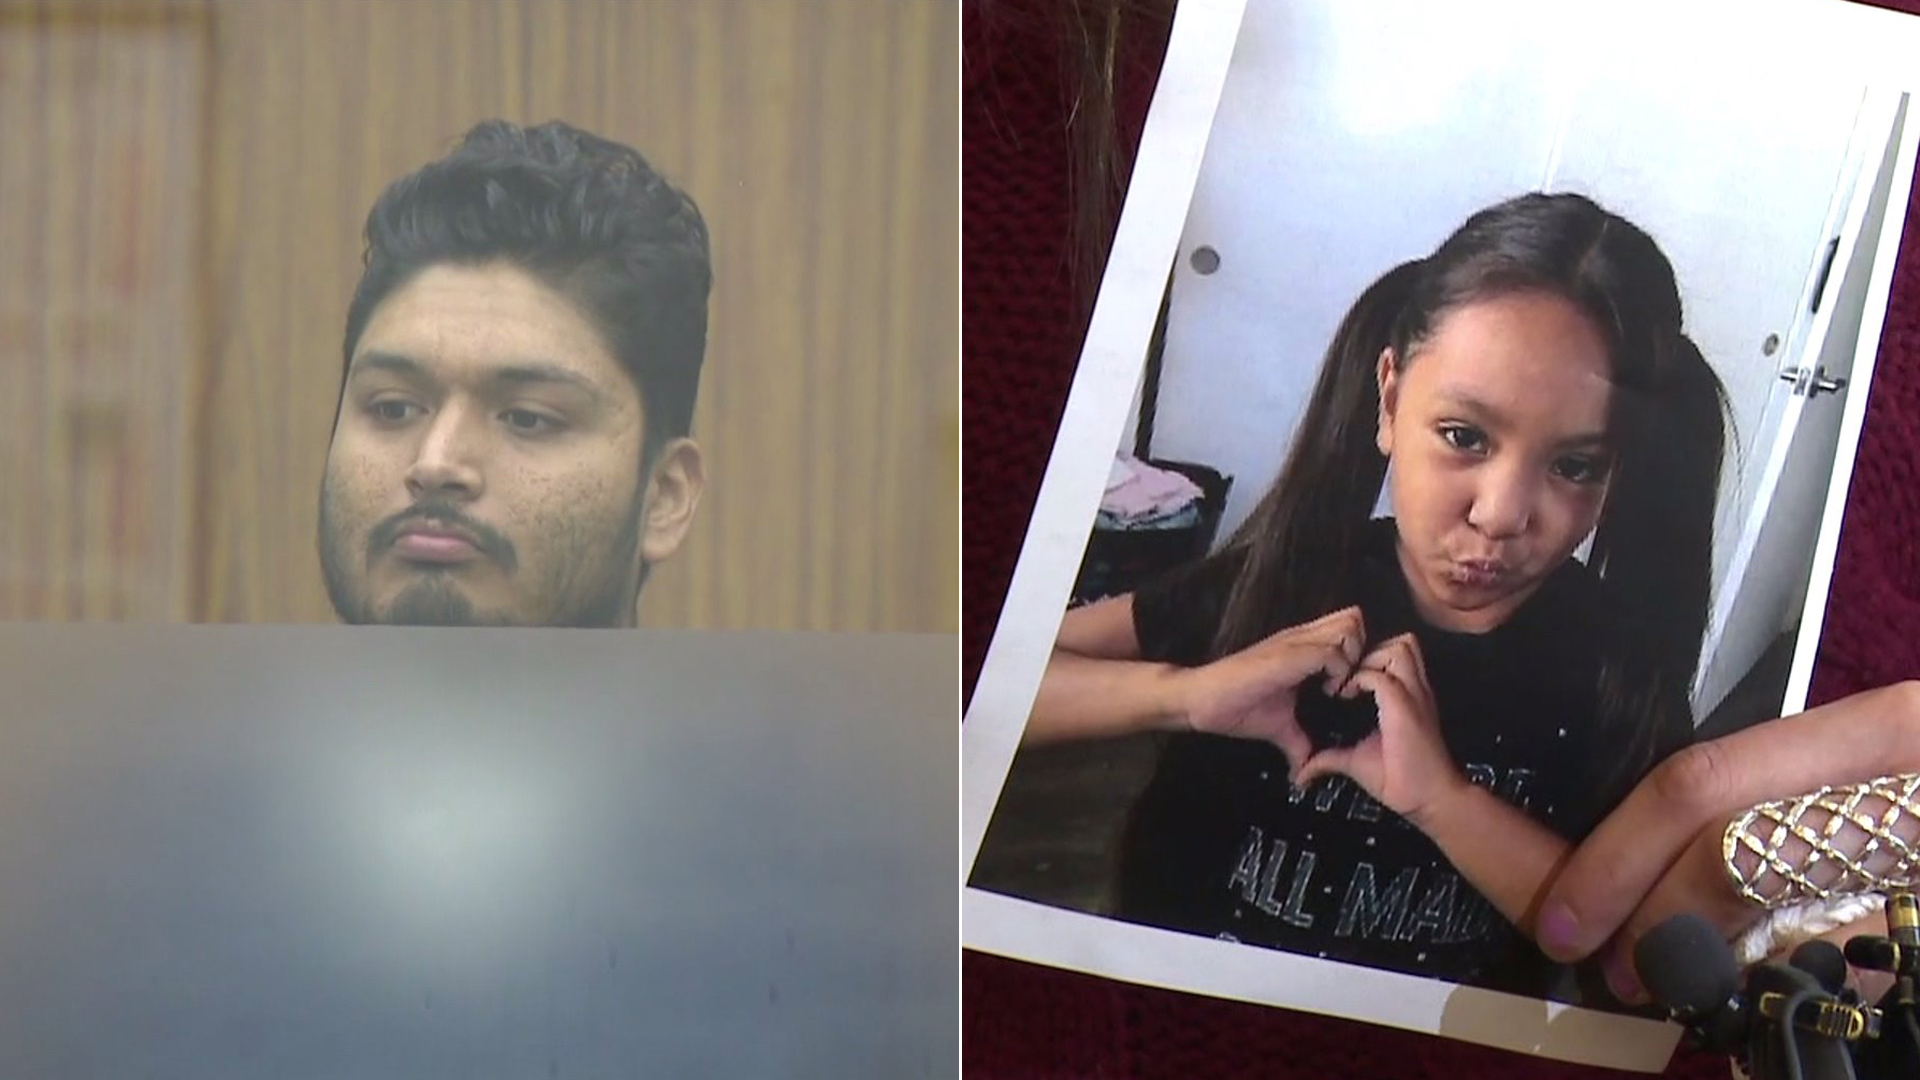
[1537,682,1920,998]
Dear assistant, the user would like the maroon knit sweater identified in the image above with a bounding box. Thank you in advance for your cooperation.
[962,2,1920,1077]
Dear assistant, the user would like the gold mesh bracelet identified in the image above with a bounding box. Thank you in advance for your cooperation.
[1723,773,1920,908]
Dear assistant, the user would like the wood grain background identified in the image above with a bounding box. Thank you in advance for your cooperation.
[0,0,957,632]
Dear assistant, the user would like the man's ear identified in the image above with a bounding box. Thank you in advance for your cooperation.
[1375,347,1399,457]
[639,438,704,566]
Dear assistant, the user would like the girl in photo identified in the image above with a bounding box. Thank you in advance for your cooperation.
[1021,192,1730,995]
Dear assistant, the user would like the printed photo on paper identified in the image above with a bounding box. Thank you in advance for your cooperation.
[960,0,1920,1070]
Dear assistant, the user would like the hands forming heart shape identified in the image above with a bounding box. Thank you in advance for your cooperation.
[1293,674,1383,751]
[1179,610,1467,822]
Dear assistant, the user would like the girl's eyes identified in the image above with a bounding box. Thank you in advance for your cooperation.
[1551,454,1610,486]
[1437,423,1488,454]
[1435,423,1610,485]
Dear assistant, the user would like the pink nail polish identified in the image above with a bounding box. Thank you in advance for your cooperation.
[1538,903,1580,959]
[1603,951,1643,1003]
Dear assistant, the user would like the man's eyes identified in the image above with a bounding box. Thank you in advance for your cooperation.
[367,398,423,424]
[501,407,566,435]
[360,396,567,437]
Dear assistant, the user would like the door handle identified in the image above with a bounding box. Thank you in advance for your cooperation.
[1779,366,1849,397]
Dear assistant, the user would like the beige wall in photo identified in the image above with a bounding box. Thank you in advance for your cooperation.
[0,0,958,632]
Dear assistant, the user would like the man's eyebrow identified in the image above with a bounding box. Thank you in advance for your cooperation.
[348,351,607,402]
[347,350,430,380]
[491,362,608,402]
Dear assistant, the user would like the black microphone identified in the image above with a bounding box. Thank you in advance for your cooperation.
[1844,936,1916,976]
[1794,940,1853,996]
[1893,892,1920,949]
[1636,915,1875,1080]
[1846,892,1920,982]
[1747,962,1861,1080]
[1634,913,1749,1054]
[1850,890,1920,1080]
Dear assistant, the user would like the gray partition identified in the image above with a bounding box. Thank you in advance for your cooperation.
[0,624,956,1078]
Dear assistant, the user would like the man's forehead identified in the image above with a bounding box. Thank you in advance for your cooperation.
[352,263,633,402]
[348,350,611,403]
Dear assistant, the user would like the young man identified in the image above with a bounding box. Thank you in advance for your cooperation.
[318,120,708,628]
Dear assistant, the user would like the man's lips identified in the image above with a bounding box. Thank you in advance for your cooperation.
[390,526,481,564]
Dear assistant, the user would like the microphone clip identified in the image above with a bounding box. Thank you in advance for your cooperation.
[1754,989,1881,1042]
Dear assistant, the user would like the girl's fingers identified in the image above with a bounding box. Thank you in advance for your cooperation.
[1349,666,1410,716]
[1356,635,1435,712]
[1367,634,1413,676]
[1397,634,1435,705]
[1320,644,1357,691]
[1294,747,1352,789]
[1273,725,1313,779]
[1320,604,1365,640]
[1298,730,1386,790]
[1291,606,1366,652]
[1336,619,1365,671]
[1351,668,1434,747]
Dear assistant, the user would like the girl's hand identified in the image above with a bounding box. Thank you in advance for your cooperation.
[1295,633,1471,824]
[1176,606,1367,774]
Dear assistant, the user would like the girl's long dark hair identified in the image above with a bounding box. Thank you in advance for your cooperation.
[1209,192,1729,793]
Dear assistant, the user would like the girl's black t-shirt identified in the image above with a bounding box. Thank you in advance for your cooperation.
[1117,518,1645,994]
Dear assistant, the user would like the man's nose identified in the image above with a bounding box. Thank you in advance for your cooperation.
[405,405,486,502]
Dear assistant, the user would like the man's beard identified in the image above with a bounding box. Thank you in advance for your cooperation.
[370,569,482,627]
[316,482,648,628]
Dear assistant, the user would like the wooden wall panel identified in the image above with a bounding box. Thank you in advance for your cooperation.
[0,2,207,621]
[2,0,958,632]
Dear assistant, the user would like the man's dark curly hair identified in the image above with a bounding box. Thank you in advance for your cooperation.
[338,119,712,452]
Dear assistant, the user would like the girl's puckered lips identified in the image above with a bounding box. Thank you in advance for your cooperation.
[1444,558,1515,590]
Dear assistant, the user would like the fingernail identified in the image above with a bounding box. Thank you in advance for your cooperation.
[1538,903,1582,960]
[1603,951,1643,1004]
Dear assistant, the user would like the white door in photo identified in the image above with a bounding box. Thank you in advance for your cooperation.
[1690,95,1909,717]
[1542,64,1903,718]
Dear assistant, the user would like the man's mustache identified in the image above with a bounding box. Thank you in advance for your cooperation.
[366,502,518,572]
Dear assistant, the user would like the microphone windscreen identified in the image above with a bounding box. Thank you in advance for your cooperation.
[1745,960,1823,999]
[1635,914,1741,1015]
[1843,935,1901,972]
[1789,939,1849,992]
